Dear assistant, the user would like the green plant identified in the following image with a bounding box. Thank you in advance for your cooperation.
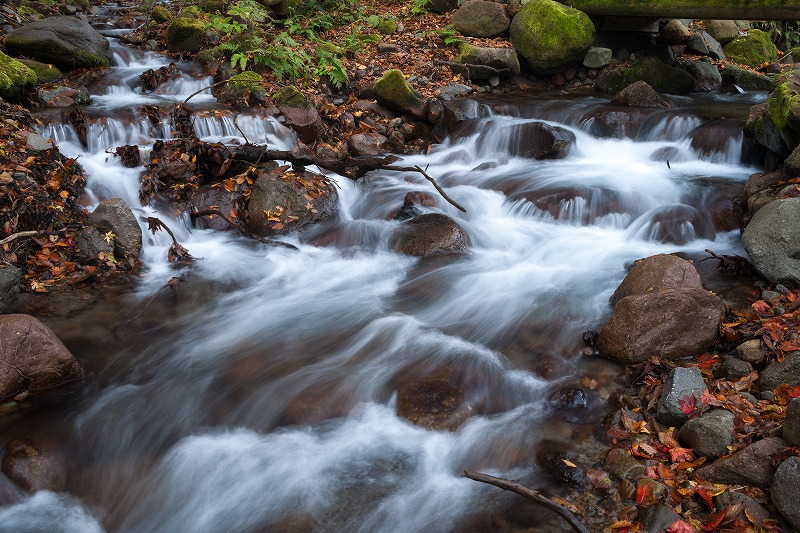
[314,48,348,89]
[254,32,312,80]
[407,0,429,18]
[752,21,800,51]
[435,26,460,46]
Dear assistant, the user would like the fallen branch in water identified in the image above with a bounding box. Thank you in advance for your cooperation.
[701,248,757,277]
[145,217,192,263]
[190,209,298,250]
[384,164,466,212]
[462,470,590,533]
[112,276,182,338]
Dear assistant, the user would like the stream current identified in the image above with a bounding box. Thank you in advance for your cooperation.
[0,12,766,533]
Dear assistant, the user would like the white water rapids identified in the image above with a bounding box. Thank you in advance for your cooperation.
[0,33,764,533]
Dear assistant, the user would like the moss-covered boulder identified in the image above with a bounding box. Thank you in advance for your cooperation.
[0,51,37,99]
[759,70,800,154]
[721,63,773,91]
[596,57,695,95]
[165,16,210,53]
[273,85,308,107]
[215,71,266,106]
[372,69,424,118]
[3,16,110,71]
[723,29,777,69]
[18,59,61,84]
[151,5,170,23]
[450,0,510,38]
[509,0,594,74]
[376,18,397,35]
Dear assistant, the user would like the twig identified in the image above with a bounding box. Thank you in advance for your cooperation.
[384,164,466,212]
[112,276,182,338]
[233,114,251,145]
[0,231,39,247]
[462,471,590,533]
[179,79,230,108]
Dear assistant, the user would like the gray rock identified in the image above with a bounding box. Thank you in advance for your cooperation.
[716,356,753,380]
[762,290,781,302]
[685,32,709,55]
[439,83,473,97]
[743,199,800,287]
[714,491,771,524]
[348,133,389,156]
[677,409,734,458]
[656,367,708,427]
[583,47,612,69]
[87,198,142,265]
[37,85,90,107]
[785,145,800,177]
[4,16,110,71]
[0,266,21,315]
[24,133,53,151]
[761,353,800,392]
[507,121,575,160]
[702,31,726,60]
[772,456,800,530]
[450,0,510,38]
[661,19,690,45]
[693,437,786,488]
[455,45,520,78]
[442,99,485,131]
[638,503,680,533]
[702,19,740,44]
[427,0,458,13]
[75,226,115,262]
[377,42,398,54]
[681,58,722,92]
[783,397,800,446]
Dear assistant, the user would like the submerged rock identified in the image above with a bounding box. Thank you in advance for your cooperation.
[396,366,486,430]
[2,437,67,493]
[0,314,83,401]
[390,213,471,257]
[4,17,109,71]
[535,439,587,487]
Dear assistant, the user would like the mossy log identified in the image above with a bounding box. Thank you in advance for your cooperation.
[564,0,800,20]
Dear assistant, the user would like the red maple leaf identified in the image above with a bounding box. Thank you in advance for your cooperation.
[752,300,771,314]
[666,520,697,533]
[669,447,695,463]
[679,395,698,415]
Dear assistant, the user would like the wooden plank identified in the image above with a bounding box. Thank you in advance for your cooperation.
[564,0,800,21]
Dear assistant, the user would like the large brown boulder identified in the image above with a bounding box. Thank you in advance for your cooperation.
[597,288,724,364]
[610,254,703,306]
[0,314,83,401]
[390,213,471,257]
[450,0,510,38]
[2,436,67,492]
[245,169,338,237]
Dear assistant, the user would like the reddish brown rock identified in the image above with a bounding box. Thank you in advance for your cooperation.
[0,314,83,401]
[611,254,703,306]
[597,288,724,364]
[347,133,389,157]
[2,436,67,492]
[390,213,471,257]
[396,366,487,430]
[610,80,671,108]
[279,105,324,144]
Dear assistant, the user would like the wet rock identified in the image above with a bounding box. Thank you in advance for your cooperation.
[721,64,773,91]
[535,439,587,487]
[743,169,788,199]
[610,80,670,108]
[192,185,238,232]
[215,71,266,107]
[702,19,740,45]
[393,191,437,220]
[279,105,324,145]
[715,491,771,525]
[507,121,575,159]
[0,473,23,506]
[723,29,777,68]
[443,99,486,132]
[74,226,115,262]
[760,353,800,392]
[245,169,338,237]
[396,366,486,430]
[2,437,67,493]
[0,266,21,315]
[583,47,612,69]
[584,109,640,138]
[638,503,680,533]
[425,97,445,125]
[610,254,702,306]
[4,16,110,71]
[742,199,800,287]
[0,52,37,100]
[509,0,594,74]
[450,0,509,38]
[677,409,734,458]
[734,339,766,364]
[454,45,520,79]
[694,437,786,488]
[681,58,722,92]
[604,447,646,481]
[165,16,215,53]
[783,397,800,446]
[37,84,90,107]
[87,198,142,265]
[661,20,690,45]
[390,213,471,257]
[597,57,695,95]
[348,133,389,156]
[656,366,707,427]
[0,314,83,401]
[716,356,753,380]
[773,456,800,530]
[597,288,724,365]
[373,69,424,119]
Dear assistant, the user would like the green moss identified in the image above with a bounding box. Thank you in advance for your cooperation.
[723,29,778,68]
[165,17,208,52]
[372,69,423,114]
[377,19,397,35]
[17,5,37,16]
[273,85,308,107]
[509,0,594,74]
[18,59,61,84]
[0,51,37,98]
[196,46,225,66]
[151,5,170,23]
[720,64,773,91]
[623,57,694,95]
[319,42,345,56]
[765,75,800,151]
[199,0,226,13]
[179,5,203,17]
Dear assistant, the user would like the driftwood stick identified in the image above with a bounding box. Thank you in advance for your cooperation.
[384,164,467,212]
[462,471,590,533]
[179,79,230,108]
[0,231,40,247]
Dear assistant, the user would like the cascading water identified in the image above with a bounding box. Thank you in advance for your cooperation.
[0,13,765,533]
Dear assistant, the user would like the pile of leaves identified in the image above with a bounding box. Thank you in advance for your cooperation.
[0,101,126,292]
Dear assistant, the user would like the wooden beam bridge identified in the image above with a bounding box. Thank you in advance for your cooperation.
[564,0,800,21]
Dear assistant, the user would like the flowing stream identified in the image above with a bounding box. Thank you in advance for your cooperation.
[0,8,766,533]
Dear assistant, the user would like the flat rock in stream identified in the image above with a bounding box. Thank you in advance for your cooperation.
[597,288,724,364]
[0,314,83,401]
